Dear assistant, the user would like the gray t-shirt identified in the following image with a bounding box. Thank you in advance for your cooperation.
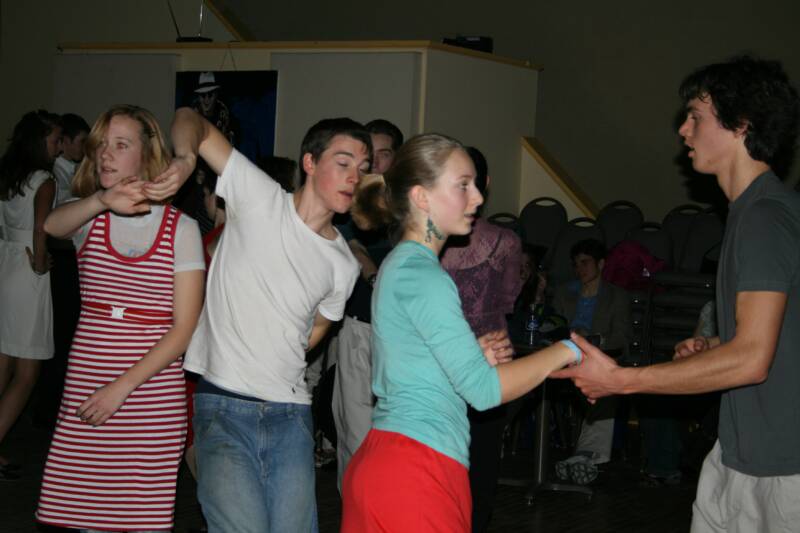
[717,170,800,476]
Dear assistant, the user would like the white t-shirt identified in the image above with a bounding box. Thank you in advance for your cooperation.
[184,149,359,404]
[72,205,205,273]
[53,156,77,206]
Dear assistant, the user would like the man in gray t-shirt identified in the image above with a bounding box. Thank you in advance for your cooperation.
[554,55,800,532]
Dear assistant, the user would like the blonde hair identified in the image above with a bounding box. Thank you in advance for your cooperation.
[352,133,464,235]
[72,105,170,198]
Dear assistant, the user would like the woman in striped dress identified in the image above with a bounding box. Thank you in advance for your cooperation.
[36,105,205,532]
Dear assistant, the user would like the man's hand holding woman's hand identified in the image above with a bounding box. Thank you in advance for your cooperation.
[550,333,624,402]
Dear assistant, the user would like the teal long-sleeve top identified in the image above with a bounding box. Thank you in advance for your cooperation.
[371,241,502,467]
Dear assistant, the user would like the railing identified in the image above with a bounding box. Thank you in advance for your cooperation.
[520,137,597,218]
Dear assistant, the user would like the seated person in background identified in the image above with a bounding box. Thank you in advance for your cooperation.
[553,238,630,483]
[507,243,548,344]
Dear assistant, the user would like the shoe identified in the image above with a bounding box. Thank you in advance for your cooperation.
[570,461,598,485]
[555,453,593,482]
[554,458,573,481]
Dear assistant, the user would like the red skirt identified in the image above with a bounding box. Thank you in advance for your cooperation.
[342,429,471,532]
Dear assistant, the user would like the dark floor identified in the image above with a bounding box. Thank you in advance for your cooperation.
[1,409,698,533]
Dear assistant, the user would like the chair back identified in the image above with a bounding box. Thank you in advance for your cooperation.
[518,197,568,253]
[597,200,644,248]
[487,212,520,233]
[547,217,604,286]
[626,222,673,267]
[661,204,703,268]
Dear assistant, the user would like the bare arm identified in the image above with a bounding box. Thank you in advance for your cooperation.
[555,291,786,399]
[44,177,149,238]
[496,342,576,403]
[307,310,332,352]
[28,178,55,273]
[76,269,205,426]
[143,107,232,201]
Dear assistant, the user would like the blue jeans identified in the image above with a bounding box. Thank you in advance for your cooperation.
[194,392,318,533]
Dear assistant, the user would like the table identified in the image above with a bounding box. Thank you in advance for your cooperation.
[502,342,593,504]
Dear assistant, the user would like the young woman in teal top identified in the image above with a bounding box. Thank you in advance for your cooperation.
[341,133,582,532]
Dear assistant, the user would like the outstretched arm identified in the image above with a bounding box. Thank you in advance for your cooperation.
[496,342,577,403]
[144,107,233,201]
[553,291,785,399]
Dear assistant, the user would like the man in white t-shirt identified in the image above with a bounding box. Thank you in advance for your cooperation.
[146,108,369,532]
[53,113,90,206]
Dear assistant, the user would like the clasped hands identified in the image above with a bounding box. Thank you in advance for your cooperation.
[552,333,713,402]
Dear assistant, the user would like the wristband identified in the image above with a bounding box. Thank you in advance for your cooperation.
[560,339,582,365]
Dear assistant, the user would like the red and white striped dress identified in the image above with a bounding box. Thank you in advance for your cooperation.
[37,206,187,531]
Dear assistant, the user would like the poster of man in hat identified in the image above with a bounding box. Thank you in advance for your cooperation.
[192,72,235,144]
[174,70,278,230]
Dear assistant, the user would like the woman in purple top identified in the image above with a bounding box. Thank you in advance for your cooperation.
[440,147,523,533]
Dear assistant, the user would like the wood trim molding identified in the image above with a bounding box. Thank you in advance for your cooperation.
[427,42,541,70]
[57,40,542,70]
[521,137,598,217]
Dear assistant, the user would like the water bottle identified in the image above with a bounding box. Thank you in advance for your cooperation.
[525,304,540,346]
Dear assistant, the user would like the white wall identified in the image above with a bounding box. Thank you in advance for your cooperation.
[52,54,178,135]
[423,49,538,215]
[269,52,420,162]
[0,0,233,146]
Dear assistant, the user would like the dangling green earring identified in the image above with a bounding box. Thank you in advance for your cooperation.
[425,216,444,243]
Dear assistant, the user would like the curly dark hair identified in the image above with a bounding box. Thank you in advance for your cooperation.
[679,55,800,171]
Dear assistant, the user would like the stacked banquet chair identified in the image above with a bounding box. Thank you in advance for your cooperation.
[675,209,725,274]
[518,197,568,266]
[596,200,644,250]
[486,211,521,233]
[615,221,674,366]
[626,205,723,482]
[661,204,703,272]
[547,216,604,287]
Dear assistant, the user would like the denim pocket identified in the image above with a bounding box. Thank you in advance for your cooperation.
[193,396,221,443]
[293,407,315,443]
